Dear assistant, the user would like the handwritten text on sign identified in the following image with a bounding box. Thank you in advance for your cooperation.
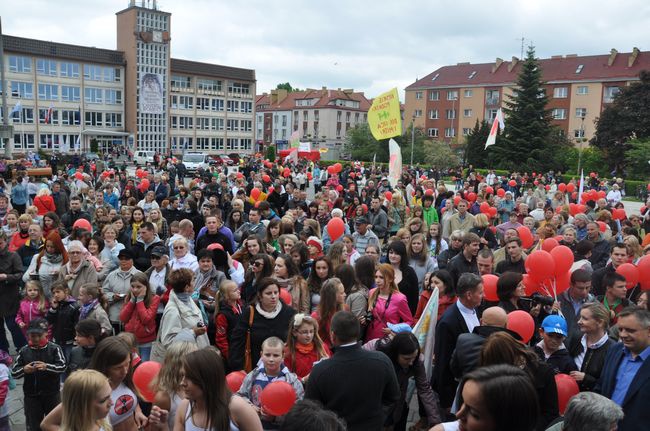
[368,88,402,140]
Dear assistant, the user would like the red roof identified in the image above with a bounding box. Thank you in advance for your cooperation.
[406,50,650,90]
[255,89,372,112]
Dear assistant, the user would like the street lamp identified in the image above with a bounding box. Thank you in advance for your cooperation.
[576,114,586,176]
[410,116,415,166]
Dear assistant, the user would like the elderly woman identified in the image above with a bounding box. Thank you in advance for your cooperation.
[169,237,198,272]
[24,231,68,298]
[57,240,99,297]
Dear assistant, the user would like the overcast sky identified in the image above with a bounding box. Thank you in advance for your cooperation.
[4,0,650,99]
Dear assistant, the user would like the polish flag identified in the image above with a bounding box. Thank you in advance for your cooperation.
[45,104,54,124]
[484,108,505,150]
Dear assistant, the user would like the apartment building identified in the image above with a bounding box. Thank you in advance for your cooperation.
[255,88,371,153]
[405,48,649,144]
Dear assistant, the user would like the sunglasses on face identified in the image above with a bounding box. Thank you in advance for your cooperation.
[252,261,263,267]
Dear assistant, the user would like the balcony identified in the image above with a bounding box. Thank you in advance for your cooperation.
[485,97,499,106]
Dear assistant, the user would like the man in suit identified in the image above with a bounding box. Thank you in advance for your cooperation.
[596,307,650,431]
[433,273,484,413]
[306,311,400,431]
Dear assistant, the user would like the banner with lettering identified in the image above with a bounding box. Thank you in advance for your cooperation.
[368,88,402,140]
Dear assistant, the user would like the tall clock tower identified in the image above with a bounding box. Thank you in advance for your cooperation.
[116,0,171,154]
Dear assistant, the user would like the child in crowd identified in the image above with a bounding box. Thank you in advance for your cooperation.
[119,272,160,361]
[214,280,243,364]
[117,331,143,370]
[284,314,330,381]
[12,318,66,431]
[77,283,112,336]
[238,337,304,429]
[46,281,80,360]
[0,350,12,431]
[534,315,578,374]
[342,234,360,265]
[67,319,105,377]
[16,280,50,338]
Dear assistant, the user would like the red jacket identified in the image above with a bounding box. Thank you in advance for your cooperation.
[284,344,331,379]
[119,296,160,343]
[34,195,56,216]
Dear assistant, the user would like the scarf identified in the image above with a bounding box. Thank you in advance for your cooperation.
[255,302,282,319]
[66,259,83,275]
[46,252,63,264]
[194,266,220,293]
[296,342,314,354]
[79,299,98,320]
[176,292,192,304]
[131,221,142,244]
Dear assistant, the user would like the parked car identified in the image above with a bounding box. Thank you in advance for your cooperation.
[210,155,234,166]
[134,150,155,166]
[183,153,211,173]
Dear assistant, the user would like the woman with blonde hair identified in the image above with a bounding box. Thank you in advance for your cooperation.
[43,369,113,431]
[364,263,413,342]
[405,217,426,237]
[326,242,346,272]
[147,208,170,241]
[395,228,411,247]
[33,187,56,216]
[470,213,497,250]
[624,234,643,262]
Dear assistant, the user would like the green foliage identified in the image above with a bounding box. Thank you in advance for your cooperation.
[624,180,647,199]
[491,45,557,172]
[592,71,650,173]
[464,120,491,167]
[90,138,98,153]
[275,83,301,92]
[625,139,650,178]
[558,146,609,177]
[424,141,460,168]
[265,145,276,162]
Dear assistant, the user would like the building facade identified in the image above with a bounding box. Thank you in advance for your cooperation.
[255,88,370,156]
[1,0,256,156]
[405,48,649,144]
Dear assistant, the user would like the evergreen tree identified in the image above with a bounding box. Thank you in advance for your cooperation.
[464,119,491,167]
[492,45,554,171]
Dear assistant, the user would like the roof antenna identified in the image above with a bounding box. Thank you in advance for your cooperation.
[520,37,525,58]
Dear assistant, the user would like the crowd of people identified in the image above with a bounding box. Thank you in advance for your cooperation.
[0,153,648,431]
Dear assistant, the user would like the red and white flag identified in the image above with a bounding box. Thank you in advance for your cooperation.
[44,104,54,124]
[484,108,505,150]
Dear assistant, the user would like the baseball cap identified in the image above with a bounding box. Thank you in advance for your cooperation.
[387,323,412,334]
[117,249,134,260]
[541,315,568,337]
[151,245,168,258]
[27,318,49,335]
[355,215,369,225]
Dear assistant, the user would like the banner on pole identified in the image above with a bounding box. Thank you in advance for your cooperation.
[368,88,402,140]
[388,138,402,188]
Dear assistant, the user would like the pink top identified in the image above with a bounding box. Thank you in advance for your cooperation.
[365,289,413,341]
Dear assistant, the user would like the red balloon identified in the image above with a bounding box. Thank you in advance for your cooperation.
[425,189,434,196]
[534,180,539,186]
[480,202,490,214]
[612,208,626,221]
[385,191,393,201]
[496,188,505,197]
[597,221,607,233]
[75,172,84,180]
[140,179,150,189]
[251,187,261,200]
[260,381,297,416]
[333,163,342,173]
[327,166,335,175]
[279,288,292,306]
[226,371,247,392]
[307,172,313,180]
[597,190,606,199]
[616,263,639,290]
[336,184,343,192]
[638,255,650,290]
[485,186,494,195]
[555,270,571,295]
[262,174,271,182]
[453,196,461,205]
[577,204,586,214]
[507,310,535,343]
[566,183,575,193]
[268,186,275,194]
[133,361,162,402]
[327,217,345,242]
[557,183,566,192]
[541,238,559,252]
[488,207,497,218]
[467,192,477,202]
[525,250,556,283]
[555,373,580,415]
[73,218,92,232]
[516,226,534,249]
[568,203,578,216]
[509,180,516,187]
[545,185,551,191]
[522,274,540,296]
[550,246,574,277]
[283,168,291,178]
[482,274,499,302]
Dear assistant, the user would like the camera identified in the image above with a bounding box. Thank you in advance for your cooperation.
[197,321,205,328]
[531,292,555,307]
[364,311,374,323]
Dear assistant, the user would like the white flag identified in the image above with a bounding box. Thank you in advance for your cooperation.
[484,108,505,150]
[388,138,402,187]
[10,101,22,115]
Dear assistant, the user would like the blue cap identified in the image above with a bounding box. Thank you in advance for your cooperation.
[541,315,568,337]
[387,323,412,334]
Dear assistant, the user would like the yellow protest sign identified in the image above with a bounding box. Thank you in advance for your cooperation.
[368,88,402,140]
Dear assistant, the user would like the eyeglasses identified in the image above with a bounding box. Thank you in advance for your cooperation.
[252,261,263,267]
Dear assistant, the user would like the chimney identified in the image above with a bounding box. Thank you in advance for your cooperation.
[491,58,503,73]
[565,54,578,57]
[608,49,618,66]
[508,56,519,72]
[551,55,563,59]
[343,88,353,95]
[628,47,640,67]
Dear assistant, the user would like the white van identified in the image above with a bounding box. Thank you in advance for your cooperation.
[134,151,155,166]
[183,153,210,173]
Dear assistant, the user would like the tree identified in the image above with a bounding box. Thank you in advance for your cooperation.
[492,45,555,172]
[625,139,650,178]
[344,123,430,165]
[424,140,460,168]
[591,71,650,173]
[464,120,491,167]
[275,82,301,92]
[265,145,276,162]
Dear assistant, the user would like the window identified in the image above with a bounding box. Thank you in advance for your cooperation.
[38,108,58,125]
[178,96,193,109]
[211,118,224,130]
[485,90,499,105]
[105,113,123,127]
[12,108,34,124]
[84,65,103,81]
[211,98,224,111]
[178,117,193,129]
[197,79,222,92]
[84,87,103,104]
[241,101,253,113]
[228,82,250,94]
[414,109,422,118]
[445,109,456,120]
[604,86,620,103]
[211,138,224,150]
[105,89,122,105]
[227,100,240,112]
[171,75,191,89]
[463,109,472,117]
[241,120,252,132]
[415,91,423,100]
[84,111,102,126]
[575,108,587,118]
[38,84,58,101]
[282,115,287,127]
[464,89,473,98]
[37,59,57,76]
[428,109,438,119]
[445,127,456,137]
[227,119,239,131]
[577,86,588,95]
[9,56,31,73]
[11,82,33,99]
[463,128,472,136]
[60,62,80,78]
[553,87,568,98]
[61,86,80,102]
[195,117,210,130]
[447,90,458,100]
[574,129,585,138]
[196,137,210,150]
[427,128,438,137]
[552,108,567,120]
[486,109,498,120]
[61,110,80,125]
[429,91,439,101]
[196,97,210,110]
[468,71,477,79]
[431,73,440,81]
[575,64,584,74]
